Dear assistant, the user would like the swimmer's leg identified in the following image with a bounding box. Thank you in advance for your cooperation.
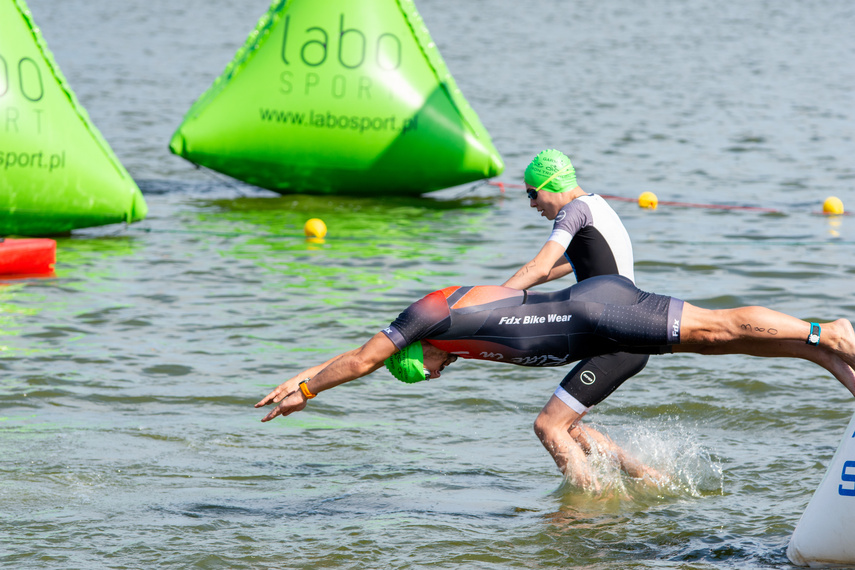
[680,336,855,397]
[569,423,666,483]
[559,353,649,410]
[534,396,598,489]
[676,304,855,396]
[558,354,666,481]
[822,318,855,374]
[534,394,664,488]
[539,354,661,485]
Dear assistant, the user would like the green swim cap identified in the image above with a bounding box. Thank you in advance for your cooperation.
[385,342,428,384]
[524,149,578,193]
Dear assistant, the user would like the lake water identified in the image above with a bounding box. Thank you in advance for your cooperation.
[3,0,855,568]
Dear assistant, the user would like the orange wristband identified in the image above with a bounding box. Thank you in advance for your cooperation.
[299,379,316,399]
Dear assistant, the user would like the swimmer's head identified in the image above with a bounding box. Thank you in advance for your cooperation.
[524,149,578,193]
[385,342,429,384]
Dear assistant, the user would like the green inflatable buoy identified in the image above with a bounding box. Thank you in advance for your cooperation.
[0,0,147,236]
[170,0,504,196]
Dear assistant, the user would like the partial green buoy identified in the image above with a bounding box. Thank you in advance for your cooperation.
[0,0,147,236]
[170,0,504,196]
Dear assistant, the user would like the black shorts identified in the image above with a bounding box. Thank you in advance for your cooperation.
[558,352,651,411]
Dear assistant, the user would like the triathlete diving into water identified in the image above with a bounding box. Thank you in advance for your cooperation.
[256,274,855,488]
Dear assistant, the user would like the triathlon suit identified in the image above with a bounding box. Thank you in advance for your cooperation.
[382,275,684,392]
[539,194,649,413]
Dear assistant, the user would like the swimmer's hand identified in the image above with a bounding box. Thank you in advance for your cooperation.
[256,377,307,422]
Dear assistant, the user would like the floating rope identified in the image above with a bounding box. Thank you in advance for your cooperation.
[485,181,849,216]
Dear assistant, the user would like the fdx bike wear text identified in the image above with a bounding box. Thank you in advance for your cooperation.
[498,314,573,325]
[259,108,418,134]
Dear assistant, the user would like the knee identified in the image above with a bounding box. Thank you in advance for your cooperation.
[534,411,563,445]
[534,410,574,445]
[533,412,549,442]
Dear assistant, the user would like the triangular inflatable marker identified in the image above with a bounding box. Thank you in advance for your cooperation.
[170,0,504,196]
[0,0,147,236]
[787,410,855,566]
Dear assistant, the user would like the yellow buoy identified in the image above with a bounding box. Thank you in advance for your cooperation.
[304,218,327,238]
[638,191,658,209]
[823,196,844,215]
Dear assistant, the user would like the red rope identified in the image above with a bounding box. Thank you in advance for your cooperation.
[485,180,808,215]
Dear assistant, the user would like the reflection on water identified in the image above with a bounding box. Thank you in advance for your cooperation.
[199,193,495,289]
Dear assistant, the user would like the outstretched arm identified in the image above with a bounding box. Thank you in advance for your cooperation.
[503,240,572,290]
[256,332,398,422]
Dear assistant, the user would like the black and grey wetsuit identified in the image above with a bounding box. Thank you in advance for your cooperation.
[381,276,684,392]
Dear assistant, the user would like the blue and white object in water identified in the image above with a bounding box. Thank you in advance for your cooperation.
[788,410,855,566]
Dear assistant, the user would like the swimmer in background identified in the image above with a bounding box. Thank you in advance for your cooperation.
[502,149,654,486]
[256,275,855,489]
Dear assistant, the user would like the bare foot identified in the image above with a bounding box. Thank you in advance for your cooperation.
[826,319,855,370]
[637,465,670,487]
[825,354,855,397]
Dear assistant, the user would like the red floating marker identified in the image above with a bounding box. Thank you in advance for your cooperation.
[0,238,57,276]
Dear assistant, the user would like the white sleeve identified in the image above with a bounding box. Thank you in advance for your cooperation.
[547,228,573,249]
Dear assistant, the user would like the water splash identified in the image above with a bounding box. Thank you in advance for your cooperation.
[555,417,724,502]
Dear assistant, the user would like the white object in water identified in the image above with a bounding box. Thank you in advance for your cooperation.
[788,411,855,566]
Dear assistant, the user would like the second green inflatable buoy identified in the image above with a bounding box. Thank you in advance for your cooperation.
[170,0,504,196]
